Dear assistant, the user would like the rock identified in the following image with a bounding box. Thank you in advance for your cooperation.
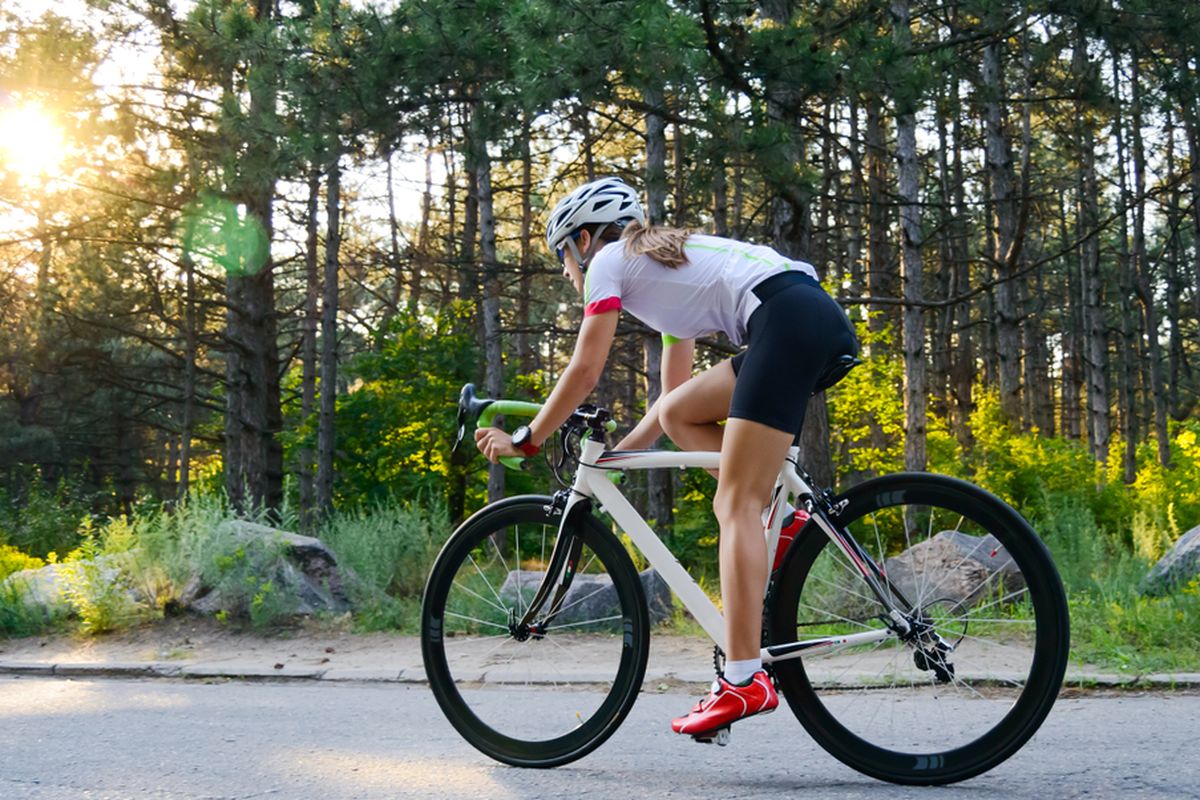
[2,554,136,618]
[2,563,74,615]
[500,568,673,629]
[1139,526,1200,596]
[883,530,1026,612]
[181,521,351,618]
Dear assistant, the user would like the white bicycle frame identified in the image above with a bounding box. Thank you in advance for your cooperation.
[552,436,906,665]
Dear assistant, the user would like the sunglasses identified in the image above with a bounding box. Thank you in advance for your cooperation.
[556,230,584,266]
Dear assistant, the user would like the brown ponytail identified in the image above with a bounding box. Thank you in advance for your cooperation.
[620,220,691,268]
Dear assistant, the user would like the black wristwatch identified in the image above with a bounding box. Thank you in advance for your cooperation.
[511,425,541,457]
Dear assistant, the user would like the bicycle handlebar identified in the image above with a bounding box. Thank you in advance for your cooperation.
[454,383,617,471]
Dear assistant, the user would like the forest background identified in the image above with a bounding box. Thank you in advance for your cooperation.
[1,0,1199,669]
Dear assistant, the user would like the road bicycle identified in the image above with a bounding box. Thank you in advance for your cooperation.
[421,379,1069,785]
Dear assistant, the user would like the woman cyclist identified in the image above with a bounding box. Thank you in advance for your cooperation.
[475,177,859,739]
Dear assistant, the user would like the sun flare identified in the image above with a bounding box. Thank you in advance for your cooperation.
[0,104,66,180]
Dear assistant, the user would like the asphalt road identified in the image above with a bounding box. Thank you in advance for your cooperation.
[1,676,1195,799]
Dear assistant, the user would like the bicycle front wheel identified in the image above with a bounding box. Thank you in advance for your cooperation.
[768,473,1069,785]
[421,496,650,767]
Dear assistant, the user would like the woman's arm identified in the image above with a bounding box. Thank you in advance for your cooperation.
[613,337,695,450]
[475,310,619,462]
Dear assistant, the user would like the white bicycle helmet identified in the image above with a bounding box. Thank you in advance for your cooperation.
[544,177,646,253]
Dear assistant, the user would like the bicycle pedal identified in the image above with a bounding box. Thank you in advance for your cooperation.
[692,727,730,746]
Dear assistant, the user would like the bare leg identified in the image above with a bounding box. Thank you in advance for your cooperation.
[660,361,793,660]
[713,418,795,662]
[659,360,735,466]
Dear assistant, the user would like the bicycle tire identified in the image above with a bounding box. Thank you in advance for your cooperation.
[768,473,1069,785]
[421,495,650,767]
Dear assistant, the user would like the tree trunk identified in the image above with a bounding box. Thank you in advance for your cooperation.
[298,169,320,527]
[179,234,199,502]
[470,104,505,505]
[712,109,729,238]
[891,0,926,473]
[1075,35,1109,460]
[982,31,1022,426]
[222,0,282,515]
[517,114,535,375]
[1187,103,1200,348]
[1164,113,1186,420]
[317,154,341,518]
[846,98,865,304]
[380,151,402,330]
[1059,195,1082,441]
[949,103,974,446]
[644,85,673,537]
[414,140,434,308]
[673,122,685,228]
[1130,55,1171,468]
[864,94,892,345]
[1111,48,1139,484]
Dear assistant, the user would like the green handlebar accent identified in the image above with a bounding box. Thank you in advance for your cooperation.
[478,399,543,428]
[477,398,615,471]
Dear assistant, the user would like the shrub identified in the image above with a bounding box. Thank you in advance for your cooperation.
[59,530,152,635]
[0,580,60,637]
[0,544,43,582]
[0,478,91,559]
[320,497,447,599]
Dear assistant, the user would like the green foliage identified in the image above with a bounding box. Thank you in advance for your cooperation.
[320,497,447,599]
[0,477,91,559]
[960,391,1130,527]
[828,319,958,482]
[828,321,906,476]
[59,524,151,635]
[669,469,720,582]
[0,580,58,638]
[0,544,43,582]
[314,303,480,508]
[315,497,448,633]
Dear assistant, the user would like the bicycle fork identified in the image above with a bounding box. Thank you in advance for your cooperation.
[507,490,589,638]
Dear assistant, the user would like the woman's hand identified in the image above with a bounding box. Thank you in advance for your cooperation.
[475,427,521,463]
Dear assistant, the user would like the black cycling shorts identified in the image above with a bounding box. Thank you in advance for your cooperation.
[729,271,859,441]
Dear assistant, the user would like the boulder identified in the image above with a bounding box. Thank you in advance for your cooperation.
[500,568,673,629]
[180,521,351,617]
[2,562,74,616]
[883,530,1026,612]
[1139,525,1200,597]
[2,554,135,618]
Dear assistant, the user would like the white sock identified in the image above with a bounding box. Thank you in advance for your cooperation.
[760,500,796,528]
[724,657,761,685]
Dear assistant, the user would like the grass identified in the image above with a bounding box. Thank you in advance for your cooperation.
[1037,494,1200,673]
[2,485,1198,679]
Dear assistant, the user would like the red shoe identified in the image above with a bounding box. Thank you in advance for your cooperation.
[671,671,778,736]
[772,510,810,571]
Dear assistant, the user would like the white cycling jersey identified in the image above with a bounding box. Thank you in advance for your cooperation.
[582,234,818,346]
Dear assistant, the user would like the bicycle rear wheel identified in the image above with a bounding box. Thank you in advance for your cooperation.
[768,473,1069,785]
[421,496,650,767]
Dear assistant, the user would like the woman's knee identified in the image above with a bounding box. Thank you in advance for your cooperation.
[711,486,762,530]
[659,388,688,440]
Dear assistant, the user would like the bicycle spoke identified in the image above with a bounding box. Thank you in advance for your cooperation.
[444,610,511,632]
[550,614,624,631]
[451,577,509,616]
[467,553,508,610]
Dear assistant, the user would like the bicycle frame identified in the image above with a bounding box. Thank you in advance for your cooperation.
[529,435,909,666]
